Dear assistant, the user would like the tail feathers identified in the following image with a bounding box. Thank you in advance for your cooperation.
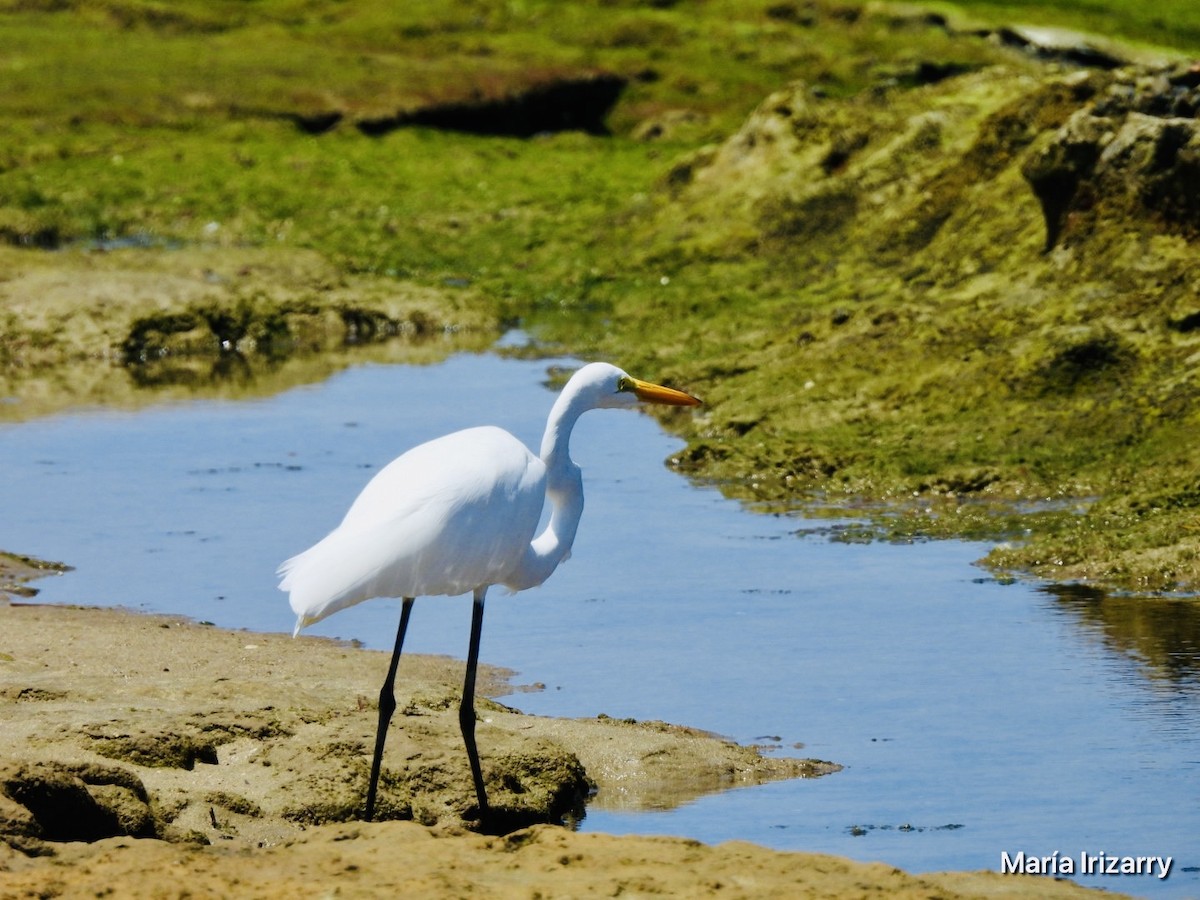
[276,550,304,591]
[276,530,387,635]
[278,549,323,638]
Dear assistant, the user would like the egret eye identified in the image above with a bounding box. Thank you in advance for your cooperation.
[617,376,632,393]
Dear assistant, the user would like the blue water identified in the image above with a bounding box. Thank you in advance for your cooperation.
[1,351,1197,898]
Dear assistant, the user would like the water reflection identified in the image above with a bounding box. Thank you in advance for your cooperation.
[1044,583,1200,690]
[0,330,495,424]
[126,349,257,388]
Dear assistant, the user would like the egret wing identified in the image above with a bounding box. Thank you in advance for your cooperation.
[279,426,546,630]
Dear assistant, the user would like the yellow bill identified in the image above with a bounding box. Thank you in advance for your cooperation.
[628,376,701,407]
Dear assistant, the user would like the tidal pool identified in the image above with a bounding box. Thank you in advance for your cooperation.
[1,350,1197,898]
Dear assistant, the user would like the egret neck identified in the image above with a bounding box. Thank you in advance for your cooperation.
[507,382,590,591]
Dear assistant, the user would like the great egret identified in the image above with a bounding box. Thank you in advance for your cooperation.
[278,362,700,822]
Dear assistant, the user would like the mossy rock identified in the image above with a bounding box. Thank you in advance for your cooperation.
[91,731,219,770]
[0,761,159,844]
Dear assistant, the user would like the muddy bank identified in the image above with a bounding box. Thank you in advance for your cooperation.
[0,600,1120,898]
[0,602,834,842]
[0,820,1123,899]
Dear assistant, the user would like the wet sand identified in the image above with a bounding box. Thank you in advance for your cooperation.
[0,601,1120,898]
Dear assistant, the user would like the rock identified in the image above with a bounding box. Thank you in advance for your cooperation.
[994,25,1127,70]
[1023,63,1200,249]
[0,551,71,599]
[90,731,220,770]
[0,761,159,845]
[632,108,706,142]
[1022,108,1113,250]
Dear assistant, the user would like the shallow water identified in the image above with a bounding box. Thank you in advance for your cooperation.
[1,350,1197,898]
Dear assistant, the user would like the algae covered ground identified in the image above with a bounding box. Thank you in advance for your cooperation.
[2,0,1200,595]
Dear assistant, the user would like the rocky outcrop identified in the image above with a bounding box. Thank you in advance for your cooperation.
[0,762,159,850]
[653,64,1089,261]
[653,57,1200,268]
[992,25,1128,70]
[1023,63,1200,249]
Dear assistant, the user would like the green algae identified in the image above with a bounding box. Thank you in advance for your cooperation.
[536,60,1200,596]
[1,0,1199,595]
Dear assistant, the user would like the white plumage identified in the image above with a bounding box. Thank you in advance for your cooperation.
[279,426,546,631]
[276,361,699,821]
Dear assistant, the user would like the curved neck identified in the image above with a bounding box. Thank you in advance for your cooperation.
[538,385,585,467]
[509,389,589,590]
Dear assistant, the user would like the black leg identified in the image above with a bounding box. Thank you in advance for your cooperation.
[365,596,414,821]
[460,587,489,816]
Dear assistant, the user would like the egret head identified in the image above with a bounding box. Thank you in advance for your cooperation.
[567,362,701,411]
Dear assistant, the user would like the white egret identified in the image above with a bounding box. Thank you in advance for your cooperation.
[277,362,700,823]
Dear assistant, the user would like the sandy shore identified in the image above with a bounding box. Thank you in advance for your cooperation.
[0,600,1119,898]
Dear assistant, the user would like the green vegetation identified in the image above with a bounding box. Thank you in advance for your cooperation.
[1,0,1199,595]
